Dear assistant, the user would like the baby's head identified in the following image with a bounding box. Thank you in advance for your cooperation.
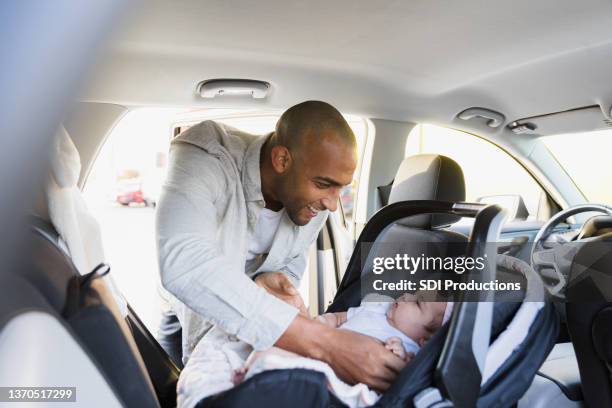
[386,292,448,346]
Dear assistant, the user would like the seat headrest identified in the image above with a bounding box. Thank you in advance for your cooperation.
[578,215,612,239]
[50,126,81,189]
[388,154,465,228]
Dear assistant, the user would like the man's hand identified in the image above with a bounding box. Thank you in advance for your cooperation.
[316,312,348,328]
[255,272,309,317]
[324,329,407,391]
[276,315,407,392]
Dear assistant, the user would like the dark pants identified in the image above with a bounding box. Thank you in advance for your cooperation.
[157,309,184,369]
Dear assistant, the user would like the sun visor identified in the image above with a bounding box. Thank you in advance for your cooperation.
[508,105,611,136]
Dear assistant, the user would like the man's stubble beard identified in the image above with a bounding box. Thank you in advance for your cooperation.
[277,175,308,226]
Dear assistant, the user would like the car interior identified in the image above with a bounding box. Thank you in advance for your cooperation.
[2,0,612,407]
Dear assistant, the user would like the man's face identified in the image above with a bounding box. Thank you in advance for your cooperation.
[277,130,357,226]
[386,292,447,344]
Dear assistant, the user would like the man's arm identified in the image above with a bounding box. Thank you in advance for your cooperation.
[256,272,406,391]
[276,314,407,391]
[156,143,298,350]
[316,312,347,327]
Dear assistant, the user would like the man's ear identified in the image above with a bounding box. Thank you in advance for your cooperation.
[270,145,292,174]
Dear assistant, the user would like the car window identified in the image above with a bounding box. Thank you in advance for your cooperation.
[542,128,612,206]
[83,107,365,331]
[405,124,546,219]
[83,108,178,331]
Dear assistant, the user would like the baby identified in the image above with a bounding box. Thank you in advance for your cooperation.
[234,292,452,385]
[317,292,451,361]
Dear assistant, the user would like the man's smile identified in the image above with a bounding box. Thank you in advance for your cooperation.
[307,204,320,217]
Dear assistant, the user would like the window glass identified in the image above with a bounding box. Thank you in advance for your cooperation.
[83,108,365,331]
[338,120,367,233]
[83,108,179,331]
[405,124,545,219]
[542,128,612,205]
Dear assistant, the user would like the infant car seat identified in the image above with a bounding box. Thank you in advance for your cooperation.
[196,201,559,408]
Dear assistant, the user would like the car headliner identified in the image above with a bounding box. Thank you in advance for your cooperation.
[82,0,612,138]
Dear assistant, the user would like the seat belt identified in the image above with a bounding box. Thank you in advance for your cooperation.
[63,262,111,317]
[377,179,394,206]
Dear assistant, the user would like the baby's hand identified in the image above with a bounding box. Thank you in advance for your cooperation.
[385,337,414,362]
[232,366,248,385]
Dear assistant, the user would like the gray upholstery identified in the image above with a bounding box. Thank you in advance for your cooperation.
[388,154,466,229]
[537,342,583,401]
[369,154,468,281]
[566,232,612,408]
[577,215,612,239]
[519,343,584,407]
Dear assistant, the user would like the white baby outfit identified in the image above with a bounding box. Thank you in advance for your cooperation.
[341,301,420,355]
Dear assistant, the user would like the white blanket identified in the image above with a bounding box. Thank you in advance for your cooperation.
[177,327,253,408]
[177,327,379,408]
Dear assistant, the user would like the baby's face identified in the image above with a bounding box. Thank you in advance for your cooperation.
[386,292,447,345]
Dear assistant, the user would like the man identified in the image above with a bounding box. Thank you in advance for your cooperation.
[156,101,405,390]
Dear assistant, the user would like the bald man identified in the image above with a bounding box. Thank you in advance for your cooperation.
[156,101,405,390]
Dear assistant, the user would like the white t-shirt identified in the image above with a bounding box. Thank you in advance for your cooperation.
[340,301,420,355]
[246,208,284,261]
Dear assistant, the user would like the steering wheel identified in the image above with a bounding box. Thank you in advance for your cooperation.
[531,203,612,299]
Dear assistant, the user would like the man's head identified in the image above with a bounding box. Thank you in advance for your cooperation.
[262,100,358,226]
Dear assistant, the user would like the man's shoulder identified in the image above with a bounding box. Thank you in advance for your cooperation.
[173,120,260,158]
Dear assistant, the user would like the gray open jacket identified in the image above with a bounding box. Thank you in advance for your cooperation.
[156,120,327,360]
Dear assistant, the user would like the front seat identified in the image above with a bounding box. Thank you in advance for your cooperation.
[566,222,612,408]
[6,127,179,407]
[330,153,468,311]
